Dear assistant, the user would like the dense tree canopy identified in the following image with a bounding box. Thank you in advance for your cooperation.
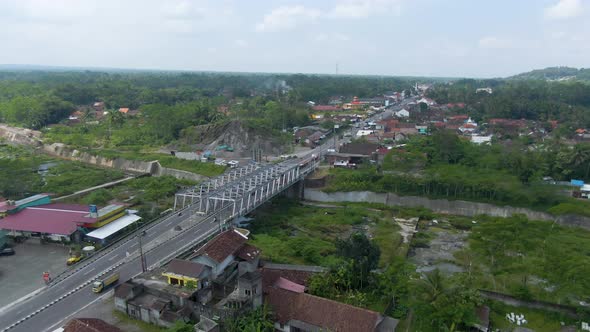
[428,79,590,127]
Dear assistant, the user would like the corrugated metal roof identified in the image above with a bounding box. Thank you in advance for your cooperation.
[0,204,92,235]
[15,194,49,206]
[86,214,141,240]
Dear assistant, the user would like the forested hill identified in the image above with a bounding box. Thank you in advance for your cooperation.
[509,66,590,81]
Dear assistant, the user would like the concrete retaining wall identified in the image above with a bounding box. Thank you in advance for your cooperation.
[479,290,579,318]
[156,167,207,182]
[42,143,207,182]
[304,189,590,230]
[0,124,42,146]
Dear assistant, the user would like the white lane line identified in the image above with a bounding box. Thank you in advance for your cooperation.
[82,268,96,276]
[42,290,114,332]
[108,255,119,261]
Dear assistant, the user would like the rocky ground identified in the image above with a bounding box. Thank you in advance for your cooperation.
[408,219,468,274]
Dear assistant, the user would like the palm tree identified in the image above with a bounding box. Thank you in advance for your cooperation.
[415,269,446,303]
[105,109,124,141]
[569,145,590,179]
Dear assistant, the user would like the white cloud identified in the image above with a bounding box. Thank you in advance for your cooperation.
[478,36,512,49]
[255,5,321,32]
[544,0,583,20]
[329,0,402,19]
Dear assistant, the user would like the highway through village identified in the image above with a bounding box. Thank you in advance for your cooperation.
[0,98,402,331]
[0,141,335,332]
[0,205,225,332]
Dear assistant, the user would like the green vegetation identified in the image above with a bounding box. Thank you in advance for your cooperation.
[403,212,590,329]
[428,78,590,128]
[69,175,196,220]
[113,309,196,332]
[410,271,483,331]
[328,131,590,216]
[0,145,125,199]
[487,302,578,332]
[224,305,275,332]
[510,66,590,82]
[250,199,590,330]
[43,162,124,196]
[165,321,195,332]
[248,199,406,267]
[112,309,164,332]
[467,215,590,303]
[91,150,226,177]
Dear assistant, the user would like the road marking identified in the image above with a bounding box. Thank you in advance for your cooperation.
[108,255,119,261]
[82,268,96,276]
[42,289,114,332]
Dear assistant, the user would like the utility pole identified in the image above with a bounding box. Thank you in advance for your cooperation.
[138,233,146,272]
[333,124,339,149]
[135,221,147,272]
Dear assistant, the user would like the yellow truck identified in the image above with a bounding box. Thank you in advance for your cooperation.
[92,272,119,293]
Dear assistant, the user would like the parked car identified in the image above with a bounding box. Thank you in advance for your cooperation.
[0,247,15,256]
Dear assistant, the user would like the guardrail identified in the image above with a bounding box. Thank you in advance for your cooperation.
[47,206,188,286]
[1,159,319,332]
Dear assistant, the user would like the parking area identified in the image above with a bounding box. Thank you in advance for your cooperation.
[0,240,69,308]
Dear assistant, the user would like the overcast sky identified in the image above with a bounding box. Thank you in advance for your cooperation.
[0,0,588,78]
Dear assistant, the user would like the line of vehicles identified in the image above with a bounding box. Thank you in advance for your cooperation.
[214,159,239,168]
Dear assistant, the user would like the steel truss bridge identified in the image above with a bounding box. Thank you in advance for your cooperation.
[173,156,319,221]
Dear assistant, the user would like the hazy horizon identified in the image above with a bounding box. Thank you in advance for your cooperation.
[0,0,588,78]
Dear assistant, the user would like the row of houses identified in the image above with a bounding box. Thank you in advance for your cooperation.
[67,102,140,124]
[114,228,399,332]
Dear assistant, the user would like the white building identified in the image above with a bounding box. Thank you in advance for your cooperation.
[395,109,410,118]
[471,135,492,145]
[417,97,435,106]
[356,130,374,137]
[476,88,493,94]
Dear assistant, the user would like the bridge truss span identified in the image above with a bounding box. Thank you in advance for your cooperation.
[173,156,318,220]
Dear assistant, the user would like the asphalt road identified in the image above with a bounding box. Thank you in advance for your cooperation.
[0,211,222,332]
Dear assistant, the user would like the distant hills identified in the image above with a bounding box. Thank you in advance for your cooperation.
[509,66,590,82]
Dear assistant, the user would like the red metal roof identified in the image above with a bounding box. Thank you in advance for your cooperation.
[0,200,15,213]
[0,204,96,235]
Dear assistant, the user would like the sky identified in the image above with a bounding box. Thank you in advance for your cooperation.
[0,0,588,78]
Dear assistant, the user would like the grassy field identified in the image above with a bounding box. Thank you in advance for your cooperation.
[244,198,590,329]
[487,301,579,331]
[412,212,590,305]
[64,175,197,220]
[248,199,406,268]
[0,145,126,198]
